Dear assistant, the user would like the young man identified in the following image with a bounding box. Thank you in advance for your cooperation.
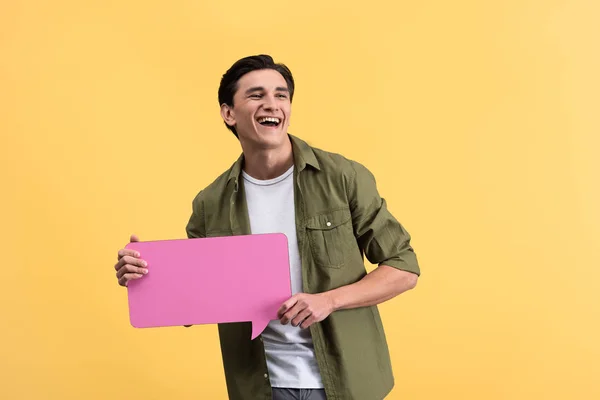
[114,55,420,400]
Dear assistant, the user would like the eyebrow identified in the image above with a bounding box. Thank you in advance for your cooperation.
[245,86,290,95]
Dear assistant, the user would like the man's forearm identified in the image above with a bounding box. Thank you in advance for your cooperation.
[322,265,418,312]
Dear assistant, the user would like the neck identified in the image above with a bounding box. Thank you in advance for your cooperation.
[240,136,294,180]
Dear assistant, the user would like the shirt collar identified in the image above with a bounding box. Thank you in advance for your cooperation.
[227,134,320,183]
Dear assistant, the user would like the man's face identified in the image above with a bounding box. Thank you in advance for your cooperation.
[221,69,292,149]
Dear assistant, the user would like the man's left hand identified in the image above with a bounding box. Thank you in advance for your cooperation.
[278,293,335,329]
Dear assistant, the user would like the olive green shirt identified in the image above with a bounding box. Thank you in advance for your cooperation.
[185,134,420,400]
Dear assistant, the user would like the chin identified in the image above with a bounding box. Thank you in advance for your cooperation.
[256,129,287,146]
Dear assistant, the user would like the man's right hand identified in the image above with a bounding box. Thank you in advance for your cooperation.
[114,234,148,287]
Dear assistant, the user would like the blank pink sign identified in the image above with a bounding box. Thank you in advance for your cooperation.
[125,233,291,339]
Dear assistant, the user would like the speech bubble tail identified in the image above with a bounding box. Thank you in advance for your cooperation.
[251,319,270,340]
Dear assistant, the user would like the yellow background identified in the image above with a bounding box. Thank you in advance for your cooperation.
[1,0,598,399]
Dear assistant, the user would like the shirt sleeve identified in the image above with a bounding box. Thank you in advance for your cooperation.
[185,191,207,239]
[348,161,420,276]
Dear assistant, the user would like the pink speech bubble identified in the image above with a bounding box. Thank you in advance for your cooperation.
[125,233,291,339]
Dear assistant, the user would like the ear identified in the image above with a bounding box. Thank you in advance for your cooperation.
[220,103,236,128]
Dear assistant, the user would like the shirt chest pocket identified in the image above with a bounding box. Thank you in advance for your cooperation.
[305,208,355,269]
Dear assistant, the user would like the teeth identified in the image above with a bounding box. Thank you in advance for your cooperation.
[257,117,280,124]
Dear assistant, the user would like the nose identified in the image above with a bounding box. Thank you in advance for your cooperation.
[262,94,279,111]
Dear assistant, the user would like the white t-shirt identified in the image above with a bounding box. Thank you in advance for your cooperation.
[242,165,324,389]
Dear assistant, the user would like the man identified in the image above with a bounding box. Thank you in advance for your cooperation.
[114,55,420,400]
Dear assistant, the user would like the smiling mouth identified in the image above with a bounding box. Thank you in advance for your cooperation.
[257,117,281,127]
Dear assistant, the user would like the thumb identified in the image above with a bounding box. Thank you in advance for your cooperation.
[130,234,140,243]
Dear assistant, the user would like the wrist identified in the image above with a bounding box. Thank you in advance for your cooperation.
[321,290,341,313]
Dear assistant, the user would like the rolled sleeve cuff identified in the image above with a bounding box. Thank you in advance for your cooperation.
[379,255,421,276]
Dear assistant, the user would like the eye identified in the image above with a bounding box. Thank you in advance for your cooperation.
[277,93,288,99]
[249,93,262,99]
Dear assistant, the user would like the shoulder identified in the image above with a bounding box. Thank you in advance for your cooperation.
[308,141,374,182]
[190,162,236,207]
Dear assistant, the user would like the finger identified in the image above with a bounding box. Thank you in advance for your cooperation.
[117,248,140,262]
[278,296,299,318]
[291,308,312,327]
[281,303,306,325]
[118,255,147,269]
[300,314,317,329]
[280,305,297,324]
[114,256,142,272]
[118,272,143,286]
[116,264,148,279]
[130,234,139,243]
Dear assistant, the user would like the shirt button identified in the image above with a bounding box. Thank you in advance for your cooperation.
[326,221,331,227]
[264,373,268,379]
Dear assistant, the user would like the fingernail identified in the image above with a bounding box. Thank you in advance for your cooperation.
[136,252,140,257]
[143,269,148,274]
[142,261,147,267]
